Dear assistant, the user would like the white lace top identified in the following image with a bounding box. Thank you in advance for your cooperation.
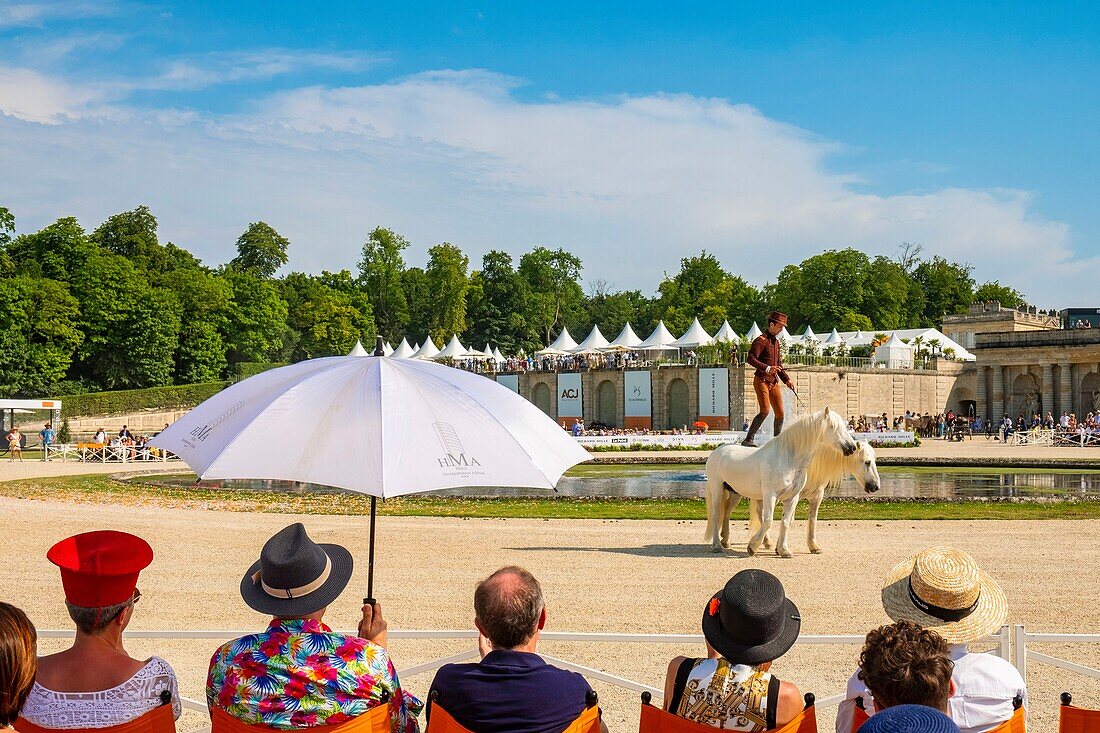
[21,657,182,729]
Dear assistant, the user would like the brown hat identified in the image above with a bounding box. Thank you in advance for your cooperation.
[767,311,788,326]
[880,546,1007,644]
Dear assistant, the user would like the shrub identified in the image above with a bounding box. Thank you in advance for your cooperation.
[232,362,288,380]
[57,418,71,443]
[60,382,228,418]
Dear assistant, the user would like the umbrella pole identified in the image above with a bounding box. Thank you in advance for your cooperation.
[366,495,377,604]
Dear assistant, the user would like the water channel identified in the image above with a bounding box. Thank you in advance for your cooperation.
[143,466,1100,500]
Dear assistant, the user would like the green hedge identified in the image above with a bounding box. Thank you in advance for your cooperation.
[60,382,229,418]
[233,362,288,379]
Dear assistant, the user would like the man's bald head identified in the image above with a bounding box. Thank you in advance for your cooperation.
[474,566,545,649]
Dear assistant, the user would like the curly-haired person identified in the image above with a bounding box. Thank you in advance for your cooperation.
[858,620,954,714]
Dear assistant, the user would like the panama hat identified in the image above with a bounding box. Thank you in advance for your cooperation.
[859,705,959,733]
[240,523,353,616]
[701,569,801,665]
[881,546,1007,644]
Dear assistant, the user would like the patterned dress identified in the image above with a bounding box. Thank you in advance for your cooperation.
[206,618,422,733]
[673,658,777,731]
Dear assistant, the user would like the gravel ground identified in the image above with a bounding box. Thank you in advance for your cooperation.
[3,497,1098,733]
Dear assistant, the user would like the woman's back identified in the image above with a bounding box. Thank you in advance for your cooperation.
[671,658,777,731]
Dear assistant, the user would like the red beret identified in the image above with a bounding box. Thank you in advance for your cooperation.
[47,530,153,607]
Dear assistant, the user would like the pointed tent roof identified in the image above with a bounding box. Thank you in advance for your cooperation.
[671,318,715,348]
[801,326,817,341]
[606,323,642,351]
[637,321,679,350]
[778,326,793,343]
[347,340,369,357]
[822,329,842,346]
[538,327,578,355]
[382,341,394,356]
[493,347,506,363]
[410,337,440,360]
[434,335,471,359]
[884,333,911,348]
[391,338,416,358]
[413,342,420,351]
[746,322,763,340]
[714,321,739,343]
[572,325,611,353]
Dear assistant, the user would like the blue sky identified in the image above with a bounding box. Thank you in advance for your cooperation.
[1,1,1098,306]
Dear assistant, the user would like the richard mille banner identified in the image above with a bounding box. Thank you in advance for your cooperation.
[699,368,730,429]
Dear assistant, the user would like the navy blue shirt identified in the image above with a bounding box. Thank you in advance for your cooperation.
[428,649,593,733]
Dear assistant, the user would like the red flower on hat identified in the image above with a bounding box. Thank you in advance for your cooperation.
[708,597,720,617]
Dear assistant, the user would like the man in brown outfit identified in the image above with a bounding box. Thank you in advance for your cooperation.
[743,311,795,447]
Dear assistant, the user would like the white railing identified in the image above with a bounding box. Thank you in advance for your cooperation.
[38,627,1017,726]
[1012,624,1100,682]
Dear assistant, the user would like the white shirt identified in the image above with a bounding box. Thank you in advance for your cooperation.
[835,644,1026,733]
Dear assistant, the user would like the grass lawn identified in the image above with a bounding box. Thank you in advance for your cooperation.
[2,474,1099,520]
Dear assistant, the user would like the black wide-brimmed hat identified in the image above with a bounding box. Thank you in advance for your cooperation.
[701,569,801,665]
[240,523,354,616]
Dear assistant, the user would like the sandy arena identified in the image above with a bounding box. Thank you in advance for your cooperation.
[2,494,1098,732]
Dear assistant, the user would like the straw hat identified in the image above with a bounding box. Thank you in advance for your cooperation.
[881,546,1007,644]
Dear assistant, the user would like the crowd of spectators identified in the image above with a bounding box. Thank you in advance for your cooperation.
[0,530,1028,733]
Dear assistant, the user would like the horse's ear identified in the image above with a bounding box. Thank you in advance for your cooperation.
[824,406,830,416]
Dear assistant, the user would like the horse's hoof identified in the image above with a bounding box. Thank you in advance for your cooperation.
[762,538,772,549]
[777,549,793,559]
[809,546,823,554]
[746,544,758,556]
[721,541,731,549]
[711,545,724,554]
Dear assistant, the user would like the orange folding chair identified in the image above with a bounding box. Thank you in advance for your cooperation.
[1059,692,1100,733]
[852,694,1024,733]
[850,696,870,733]
[426,690,601,733]
[16,702,176,733]
[210,704,391,733]
[638,691,818,733]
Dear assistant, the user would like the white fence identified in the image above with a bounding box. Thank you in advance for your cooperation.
[574,430,914,449]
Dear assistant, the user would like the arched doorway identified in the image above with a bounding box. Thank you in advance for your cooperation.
[1082,371,1100,415]
[1010,372,1040,419]
[532,382,552,417]
[596,380,617,426]
[667,378,690,429]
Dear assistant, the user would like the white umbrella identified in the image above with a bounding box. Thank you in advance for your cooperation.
[746,322,763,340]
[605,323,642,351]
[391,338,416,359]
[670,317,714,348]
[348,340,369,357]
[411,337,440,360]
[636,321,679,351]
[150,342,589,599]
[571,325,610,353]
[714,321,739,343]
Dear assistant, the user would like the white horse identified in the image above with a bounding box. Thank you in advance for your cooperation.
[704,408,875,557]
[744,440,881,556]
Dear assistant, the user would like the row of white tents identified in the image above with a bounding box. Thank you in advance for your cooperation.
[350,319,974,363]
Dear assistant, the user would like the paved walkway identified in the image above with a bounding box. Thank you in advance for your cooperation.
[0,459,183,482]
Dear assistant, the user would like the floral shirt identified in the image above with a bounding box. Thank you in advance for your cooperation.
[206,618,422,733]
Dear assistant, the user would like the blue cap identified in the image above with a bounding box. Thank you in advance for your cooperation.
[859,705,960,733]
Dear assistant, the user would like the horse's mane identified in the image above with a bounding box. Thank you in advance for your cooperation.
[762,409,845,457]
[807,441,859,490]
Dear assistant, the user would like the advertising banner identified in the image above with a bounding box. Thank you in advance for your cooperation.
[698,368,730,418]
[624,371,652,418]
[557,372,583,418]
[496,374,519,393]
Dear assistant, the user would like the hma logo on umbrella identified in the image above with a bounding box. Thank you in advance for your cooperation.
[434,422,482,468]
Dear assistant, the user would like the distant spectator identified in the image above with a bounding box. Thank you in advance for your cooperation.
[39,423,54,461]
[664,569,804,730]
[22,531,182,728]
[0,602,37,729]
[6,428,22,462]
[429,566,605,733]
[118,425,133,441]
[93,428,107,444]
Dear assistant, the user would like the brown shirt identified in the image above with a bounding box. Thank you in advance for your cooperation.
[747,333,784,384]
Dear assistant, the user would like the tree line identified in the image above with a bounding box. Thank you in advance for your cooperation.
[0,204,1025,397]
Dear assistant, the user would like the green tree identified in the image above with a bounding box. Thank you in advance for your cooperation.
[425,242,469,343]
[230,222,290,278]
[518,246,584,344]
[91,206,174,274]
[912,256,975,325]
[162,268,232,382]
[358,227,410,343]
[773,249,873,331]
[464,250,535,353]
[281,271,375,360]
[863,256,917,330]
[401,267,431,346]
[974,281,1026,309]
[0,277,83,395]
[5,217,96,282]
[581,287,654,341]
[221,269,291,364]
[0,206,13,246]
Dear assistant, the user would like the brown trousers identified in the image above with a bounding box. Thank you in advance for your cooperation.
[752,375,785,420]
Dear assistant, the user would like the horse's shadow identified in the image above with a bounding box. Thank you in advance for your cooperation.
[503,544,753,559]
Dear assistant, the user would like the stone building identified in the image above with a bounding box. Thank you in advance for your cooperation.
[942,302,1061,350]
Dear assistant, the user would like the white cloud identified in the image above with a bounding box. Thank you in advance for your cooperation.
[0,1,116,27]
[141,49,384,91]
[0,68,1083,305]
[0,65,113,122]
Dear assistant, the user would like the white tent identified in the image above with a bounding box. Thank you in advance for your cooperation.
[636,321,679,351]
[493,347,506,364]
[413,342,420,351]
[834,327,974,361]
[347,340,369,357]
[778,326,793,344]
[822,329,843,347]
[801,326,817,342]
[391,338,416,359]
[382,341,394,356]
[572,325,611,353]
[875,333,914,369]
[714,321,739,343]
[435,335,472,360]
[671,318,714,348]
[410,337,440,360]
[746,322,763,340]
[537,327,578,356]
[606,323,643,351]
